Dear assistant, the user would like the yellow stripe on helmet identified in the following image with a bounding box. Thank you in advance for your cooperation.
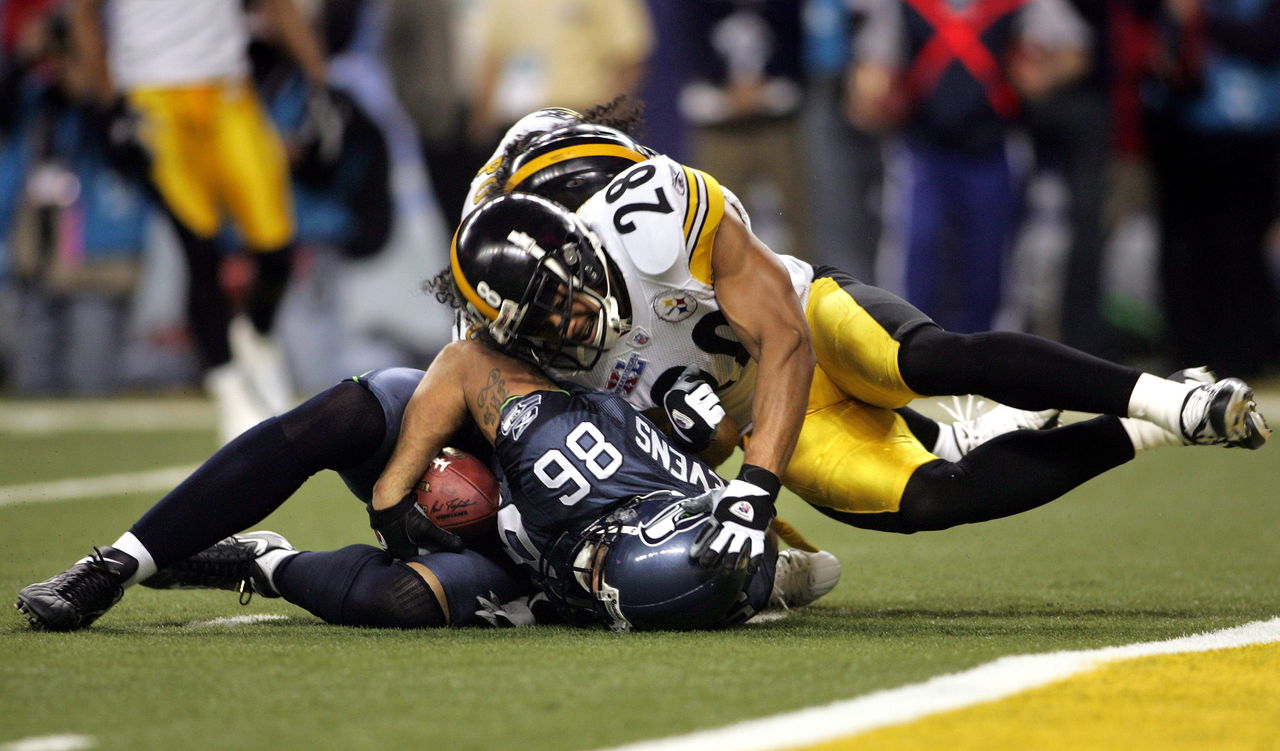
[449,224,499,320]
[504,143,647,192]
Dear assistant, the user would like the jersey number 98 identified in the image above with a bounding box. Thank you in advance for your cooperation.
[533,422,624,505]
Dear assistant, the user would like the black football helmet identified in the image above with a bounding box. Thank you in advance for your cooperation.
[451,192,627,371]
[504,123,652,210]
[544,491,757,631]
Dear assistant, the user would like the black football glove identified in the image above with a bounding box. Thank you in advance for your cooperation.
[662,367,725,453]
[368,492,464,559]
[296,85,348,165]
[688,464,780,573]
[95,97,152,177]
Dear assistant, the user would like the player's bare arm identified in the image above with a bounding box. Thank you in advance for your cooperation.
[711,212,814,477]
[67,0,112,104]
[260,0,329,86]
[371,341,553,511]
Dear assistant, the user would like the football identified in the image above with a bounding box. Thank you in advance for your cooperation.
[413,447,500,540]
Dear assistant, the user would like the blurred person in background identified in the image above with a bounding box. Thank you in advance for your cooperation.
[803,0,883,280]
[1141,0,1280,377]
[680,0,810,259]
[381,0,475,221]
[0,6,151,395]
[466,0,653,159]
[1023,0,1119,359]
[850,0,1091,333]
[68,0,329,443]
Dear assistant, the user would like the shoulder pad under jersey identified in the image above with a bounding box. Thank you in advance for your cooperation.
[579,155,726,284]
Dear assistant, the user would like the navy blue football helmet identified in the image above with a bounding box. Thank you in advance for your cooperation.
[544,491,758,631]
[504,123,652,210]
[451,192,627,371]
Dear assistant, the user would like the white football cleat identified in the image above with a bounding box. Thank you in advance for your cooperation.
[769,549,841,610]
[1178,377,1270,449]
[228,315,294,416]
[204,363,271,445]
[935,395,1061,461]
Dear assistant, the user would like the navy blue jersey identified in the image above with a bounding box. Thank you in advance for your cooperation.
[493,388,725,572]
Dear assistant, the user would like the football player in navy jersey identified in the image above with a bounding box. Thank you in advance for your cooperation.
[16,340,789,631]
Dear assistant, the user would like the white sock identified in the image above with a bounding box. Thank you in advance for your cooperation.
[1127,373,1199,437]
[1120,418,1183,454]
[254,548,299,596]
[109,532,158,587]
[931,424,962,462]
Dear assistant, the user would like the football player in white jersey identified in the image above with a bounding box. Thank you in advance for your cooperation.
[428,127,1270,572]
[69,0,329,443]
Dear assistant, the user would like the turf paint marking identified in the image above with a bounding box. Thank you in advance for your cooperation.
[186,614,290,628]
[594,617,1280,751]
[747,611,792,624]
[0,735,95,751]
[0,466,199,507]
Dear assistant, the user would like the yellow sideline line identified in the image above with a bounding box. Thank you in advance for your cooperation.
[592,618,1280,751]
[815,642,1280,750]
[0,465,199,507]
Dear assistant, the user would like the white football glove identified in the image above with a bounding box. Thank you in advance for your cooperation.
[662,367,725,453]
[688,465,779,572]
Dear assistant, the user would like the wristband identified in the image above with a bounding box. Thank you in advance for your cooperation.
[736,463,781,498]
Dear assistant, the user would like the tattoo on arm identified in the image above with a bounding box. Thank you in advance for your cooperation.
[477,369,509,427]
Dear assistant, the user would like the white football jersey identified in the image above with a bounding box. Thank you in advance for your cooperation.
[107,0,250,89]
[546,156,814,427]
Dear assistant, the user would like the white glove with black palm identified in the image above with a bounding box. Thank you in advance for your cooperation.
[688,464,780,572]
[662,367,725,453]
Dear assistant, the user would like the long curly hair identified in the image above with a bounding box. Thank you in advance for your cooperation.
[427,95,648,313]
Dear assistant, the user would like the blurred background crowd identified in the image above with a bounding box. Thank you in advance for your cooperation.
[1,0,1277,432]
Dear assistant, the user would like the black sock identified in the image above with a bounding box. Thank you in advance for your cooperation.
[246,246,293,334]
[274,545,445,628]
[174,223,232,368]
[896,406,941,448]
[899,326,1142,415]
[866,417,1135,533]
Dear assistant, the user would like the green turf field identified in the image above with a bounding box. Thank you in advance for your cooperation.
[1,395,1276,751]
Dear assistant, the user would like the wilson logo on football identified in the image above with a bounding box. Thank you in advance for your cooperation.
[729,501,754,522]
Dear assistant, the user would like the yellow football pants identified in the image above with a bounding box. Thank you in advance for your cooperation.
[128,80,294,250]
[781,275,939,515]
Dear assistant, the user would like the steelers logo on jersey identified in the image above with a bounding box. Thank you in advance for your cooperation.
[653,290,699,322]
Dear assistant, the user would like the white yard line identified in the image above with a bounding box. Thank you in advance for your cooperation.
[186,614,290,628]
[0,466,199,507]
[594,617,1280,751]
[0,400,213,434]
[0,735,96,751]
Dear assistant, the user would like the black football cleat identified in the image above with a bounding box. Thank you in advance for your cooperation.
[16,550,128,631]
[142,531,293,602]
